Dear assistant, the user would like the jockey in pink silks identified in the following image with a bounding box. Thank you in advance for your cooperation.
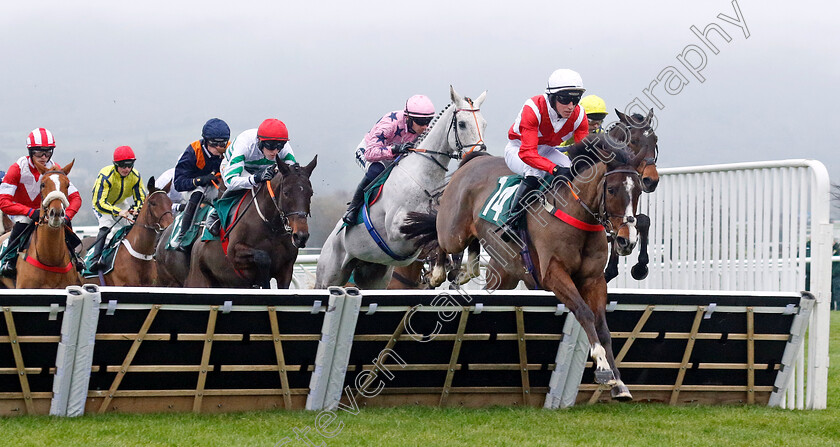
[342,94,435,224]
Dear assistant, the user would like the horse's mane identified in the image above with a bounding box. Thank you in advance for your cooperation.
[459,150,491,168]
[563,133,633,178]
[413,102,453,147]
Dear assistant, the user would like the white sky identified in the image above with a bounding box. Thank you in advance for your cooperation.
[2,0,839,222]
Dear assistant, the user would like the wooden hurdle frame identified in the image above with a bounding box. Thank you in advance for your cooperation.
[0,286,819,415]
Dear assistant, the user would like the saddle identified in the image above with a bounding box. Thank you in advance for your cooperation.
[342,162,398,229]
[81,225,133,278]
[165,204,212,250]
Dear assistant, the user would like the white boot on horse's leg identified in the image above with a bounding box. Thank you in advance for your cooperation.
[429,264,446,287]
[610,379,633,401]
[590,343,616,385]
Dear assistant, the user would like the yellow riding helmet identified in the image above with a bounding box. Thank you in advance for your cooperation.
[580,95,608,116]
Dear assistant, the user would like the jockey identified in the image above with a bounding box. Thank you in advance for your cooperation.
[342,94,435,224]
[89,146,147,269]
[0,128,83,276]
[504,69,588,227]
[169,118,230,250]
[204,118,296,236]
[559,94,609,148]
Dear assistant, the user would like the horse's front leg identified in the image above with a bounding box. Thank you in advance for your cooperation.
[630,214,650,281]
[251,249,272,289]
[604,245,619,283]
[579,276,631,401]
[542,258,615,385]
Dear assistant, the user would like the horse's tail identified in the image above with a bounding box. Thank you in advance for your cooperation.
[458,150,491,168]
[401,211,438,248]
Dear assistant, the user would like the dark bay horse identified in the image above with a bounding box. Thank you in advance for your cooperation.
[0,160,81,289]
[84,178,173,286]
[604,109,659,283]
[402,134,645,400]
[184,156,316,288]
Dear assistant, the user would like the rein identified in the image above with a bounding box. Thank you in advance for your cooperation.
[139,191,172,233]
[248,169,311,245]
[407,98,485,172]
[547,168,641,237]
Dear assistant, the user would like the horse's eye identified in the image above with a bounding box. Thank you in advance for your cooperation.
[630,140,638,145]
[607,187,617,195]
[458,121,467,129]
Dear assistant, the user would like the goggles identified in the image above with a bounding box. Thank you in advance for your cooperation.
[259,140,287,151]
[206,138,228,148]
[553,92,582,106]
[411,116,433,126]
[29,147,54,158]
[114,160,135,169]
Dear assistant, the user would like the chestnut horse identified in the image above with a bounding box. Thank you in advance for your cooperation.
[402,134,645,400]
[184,156,316,288]
[1,160,81,289]
[84,178,174,286]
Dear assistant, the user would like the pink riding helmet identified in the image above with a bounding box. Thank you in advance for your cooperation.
[404,95,435,118]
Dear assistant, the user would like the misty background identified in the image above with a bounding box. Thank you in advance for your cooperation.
[1,0,838,246]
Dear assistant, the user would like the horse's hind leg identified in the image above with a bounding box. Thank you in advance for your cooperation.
[630,214,650,281]
[454,239,481,285]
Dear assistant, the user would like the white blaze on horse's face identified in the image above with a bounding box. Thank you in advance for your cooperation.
[42,173,68,228]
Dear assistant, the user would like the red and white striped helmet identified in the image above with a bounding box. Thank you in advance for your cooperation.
[26,128,56,149]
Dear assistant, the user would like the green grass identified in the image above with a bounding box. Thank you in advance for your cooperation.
[2,314,839,447]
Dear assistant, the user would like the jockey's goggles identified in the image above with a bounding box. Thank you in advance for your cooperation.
[29,147,54,158]
[206,138,228,148]
[553,92,582,105]
[114,160,135,169]
[259,140,287,151]
[410,116,433,126]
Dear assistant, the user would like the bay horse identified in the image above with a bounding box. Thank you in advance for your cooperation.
[315,86,487,289]
[184,156,317,288]
[604,109,659,283]
[401,134,646,400]
[1,159,81,289]
[83,178,173,286]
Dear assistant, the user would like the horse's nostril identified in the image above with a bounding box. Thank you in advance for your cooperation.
[616,237,629,248]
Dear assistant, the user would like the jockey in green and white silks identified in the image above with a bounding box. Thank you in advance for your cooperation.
[204,119,296,236]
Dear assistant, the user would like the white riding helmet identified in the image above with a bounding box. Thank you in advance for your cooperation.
[545,69,585,94]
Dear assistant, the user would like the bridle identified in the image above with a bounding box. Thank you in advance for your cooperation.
[562,167,641,238]
[251,168,311,241]
[407,99,486,172]
[139,191,173,233]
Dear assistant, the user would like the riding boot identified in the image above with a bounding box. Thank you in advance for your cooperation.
[0,222,28,277]
[90,227,110,271]
[501,176,542,242]
[342,177,373,225]
[64,224,85,272]
[205,209,221,237]
[172,191,203,251]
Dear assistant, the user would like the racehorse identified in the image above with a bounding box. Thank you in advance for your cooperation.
[183,156,317,288]
[603,109,659,283]
[315,86,487,289]
[401,134,646,400]
[0,159,81,289]
[84,178,173,286]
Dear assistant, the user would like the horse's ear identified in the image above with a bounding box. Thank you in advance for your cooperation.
[615,110,630,125]
[163,180,172,193]
[61,159,75,176]
[275,156,291,176]
[474,90,487,109]
[303,155,318,177]
[147,176,158,194]
[645,108,655,125]
[450,85,463,106]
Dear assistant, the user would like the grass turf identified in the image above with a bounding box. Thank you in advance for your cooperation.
[1,313,838,447]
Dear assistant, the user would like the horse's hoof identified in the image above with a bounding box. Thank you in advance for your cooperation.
[611,384,633,401]
[594,368,616,385]
[630,264,649,280]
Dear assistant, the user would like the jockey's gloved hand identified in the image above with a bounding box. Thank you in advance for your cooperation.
[551,165,572,179]
[29,208,40,222]
[194,174,216,187]
[252,165,277,184]
[391,143,414,155]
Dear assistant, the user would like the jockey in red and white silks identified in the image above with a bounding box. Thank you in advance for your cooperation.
[502,69,588,234]
[504,91,588,178]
